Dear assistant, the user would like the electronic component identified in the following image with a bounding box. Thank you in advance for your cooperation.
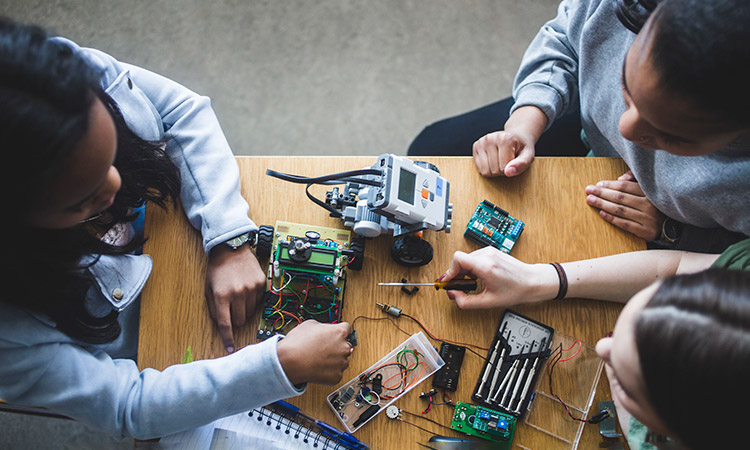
[385,405,401,420]
[464,200,524,254]
[257,221,354,340]
[327,332,444,433]
[352,405,380,428]
[472,310,553,419]
[450,402,516,446]
[598,401,622,438]
[371,374,383,395]
[432,343,466,392]
[266,154,454,267]
[375,302,402,318]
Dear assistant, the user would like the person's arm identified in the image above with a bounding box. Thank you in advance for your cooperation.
[78,44,265,353]
[510,0,589,132]
[441,246,720,309]
[473,0,591,178]
[560,249,719,303]
[473,105,547,177]
[0,307,351,439]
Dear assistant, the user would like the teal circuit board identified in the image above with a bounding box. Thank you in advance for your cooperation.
[450,402,516,446]
[464,200,524,254]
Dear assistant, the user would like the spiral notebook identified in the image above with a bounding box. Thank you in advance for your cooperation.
[159,401,369,450]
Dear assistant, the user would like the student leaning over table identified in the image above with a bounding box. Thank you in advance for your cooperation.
[440,239,750,449]
[409,0,750,253]
[0,18,352,439]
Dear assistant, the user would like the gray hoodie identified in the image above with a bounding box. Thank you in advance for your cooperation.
[511,0,750,235]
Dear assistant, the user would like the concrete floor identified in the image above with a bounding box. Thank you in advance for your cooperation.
[0,0,559,447]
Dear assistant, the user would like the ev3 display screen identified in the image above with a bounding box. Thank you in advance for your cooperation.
[398,168,416,205]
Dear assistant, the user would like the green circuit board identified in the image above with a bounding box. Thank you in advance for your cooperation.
[256,221,352,341]
[464,200,524,254]
[450,402,516,446]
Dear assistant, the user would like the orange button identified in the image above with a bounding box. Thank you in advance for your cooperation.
[422,189,429,199]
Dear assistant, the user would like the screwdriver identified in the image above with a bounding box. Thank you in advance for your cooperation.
[378,278,478,292]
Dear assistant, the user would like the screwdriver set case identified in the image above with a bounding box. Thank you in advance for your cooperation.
[471,309,553,419]
[473,310,607,449]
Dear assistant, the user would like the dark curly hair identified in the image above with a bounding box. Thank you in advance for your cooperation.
[0,17,180,343]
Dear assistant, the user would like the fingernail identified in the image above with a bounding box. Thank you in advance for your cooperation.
[438,273,446,281]
[597,181,605,187]
[585,185,595,193]
[226,346,234,354]
[586,195,596,203]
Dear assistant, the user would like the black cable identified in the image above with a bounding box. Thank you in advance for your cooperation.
[401,408,453,432]
[266,168,383,186]
[305,183,343,218]
[547,343,610,425]
[267,168,383,219]
[400,313,490,363]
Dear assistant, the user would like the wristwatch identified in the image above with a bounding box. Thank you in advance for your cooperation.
[224,230,257,250]
[652,217,682,248]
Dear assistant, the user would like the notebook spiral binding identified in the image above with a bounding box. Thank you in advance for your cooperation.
[248,401,369,450]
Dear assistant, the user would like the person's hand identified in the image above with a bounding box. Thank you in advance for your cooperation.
[276,320,353,386]
[585,171,664,241]
[472,105,546,178]
[473,131,536,177]
[441,246,558,309]
[205,244,266,354]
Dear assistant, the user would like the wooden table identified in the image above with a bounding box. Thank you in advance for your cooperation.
[138,156,644,449]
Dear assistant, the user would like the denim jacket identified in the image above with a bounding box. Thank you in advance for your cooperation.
[0,40,302,439]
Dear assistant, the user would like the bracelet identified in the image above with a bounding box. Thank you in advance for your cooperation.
[550,262,568,300]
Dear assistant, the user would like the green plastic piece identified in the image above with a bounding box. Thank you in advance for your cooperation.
[182,345,194,364]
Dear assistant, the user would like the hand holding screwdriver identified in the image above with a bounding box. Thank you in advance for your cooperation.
[442,246,555,309]
[378,278,479,292]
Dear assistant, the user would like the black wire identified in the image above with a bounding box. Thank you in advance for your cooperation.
[305,183,343,218]
[400,313,490,363]
[351,316,393,329]
[267,168,383,219]
[400,408,454,432]
[266,168,383,186]
[547,342,606,424]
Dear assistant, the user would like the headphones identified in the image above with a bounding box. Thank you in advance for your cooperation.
[615,0,660,33]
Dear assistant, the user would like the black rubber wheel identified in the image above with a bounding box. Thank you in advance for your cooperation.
[255,225,274,260]
[413,160,440,174]
[348,236,366,271]
[391,236,433,267]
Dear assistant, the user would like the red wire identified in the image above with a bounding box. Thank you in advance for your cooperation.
[559,340,582,362]
[548,341,587,423]
[421,397,432,414]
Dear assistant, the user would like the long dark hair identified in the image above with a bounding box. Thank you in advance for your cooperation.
[0,18,180,343]
[635,268,750,449]
[644,0,750,127]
